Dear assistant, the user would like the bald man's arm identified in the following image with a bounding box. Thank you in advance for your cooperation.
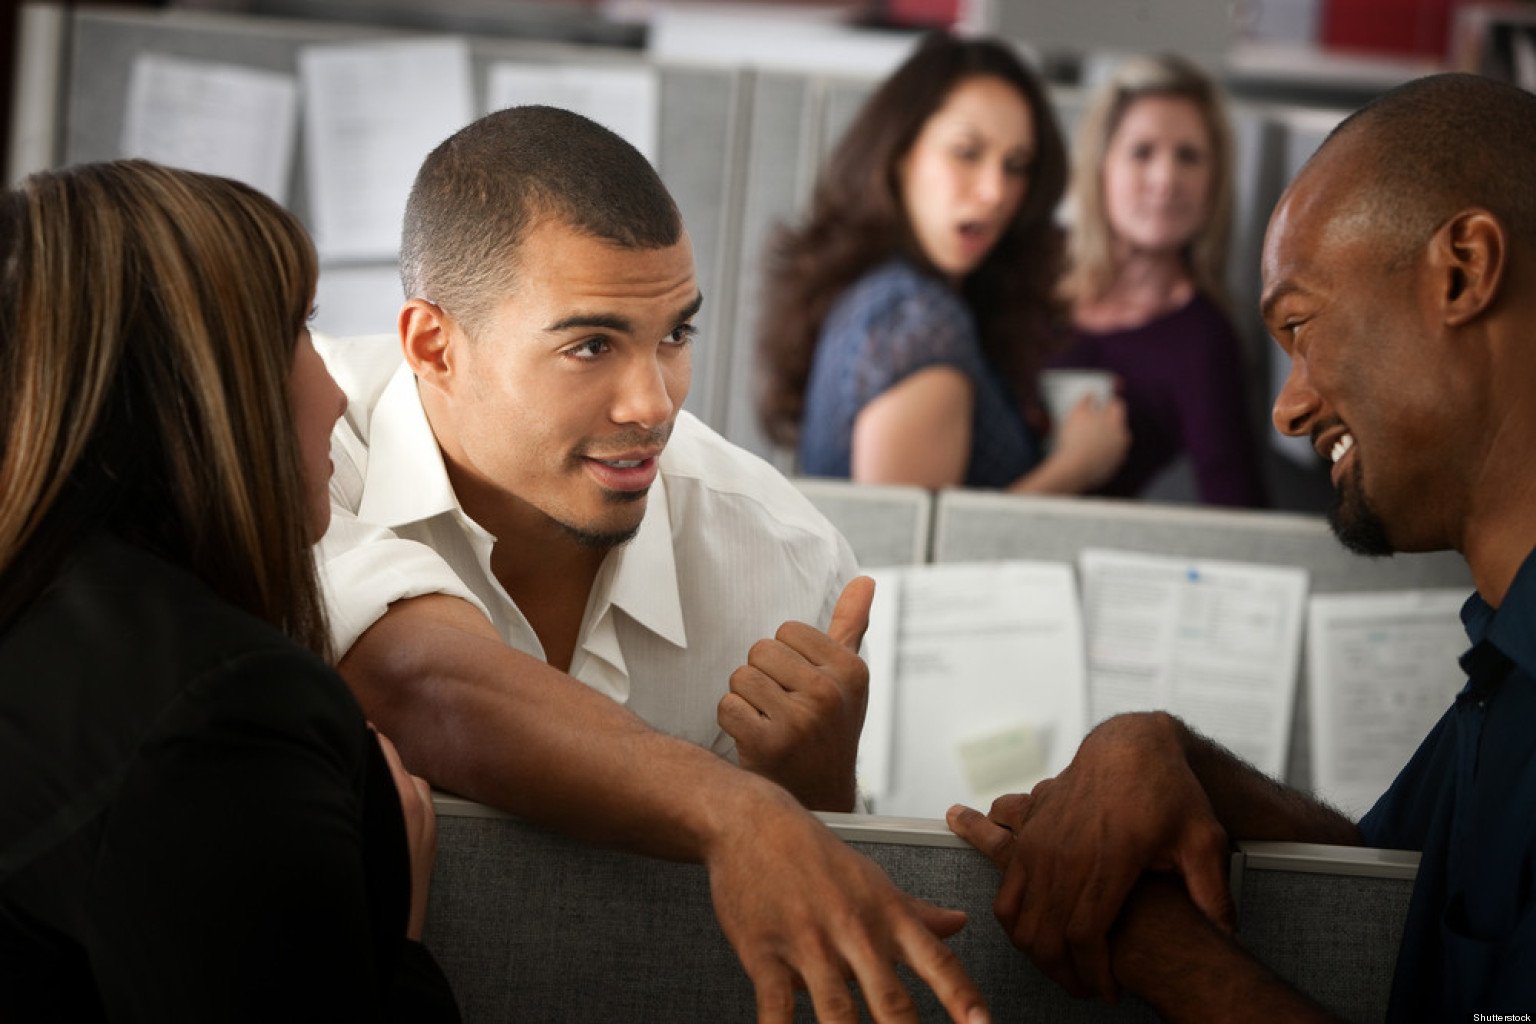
[1110,876,1342,1022]
[338,594,990,1024]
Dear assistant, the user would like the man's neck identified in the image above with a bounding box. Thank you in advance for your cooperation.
[489,531,607,674]
[443,452,610,673]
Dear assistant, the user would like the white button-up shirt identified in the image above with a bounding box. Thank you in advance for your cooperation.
[315,334,857,757]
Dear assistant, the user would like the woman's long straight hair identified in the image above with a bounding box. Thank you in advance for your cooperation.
[0,160,329,656]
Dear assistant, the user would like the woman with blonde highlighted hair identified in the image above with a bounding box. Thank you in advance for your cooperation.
[1055,54,1267,507]
[0,161,457,1020]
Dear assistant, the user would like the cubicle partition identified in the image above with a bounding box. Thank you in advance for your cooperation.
[426,795,1414,1023]
[792,478,932,567]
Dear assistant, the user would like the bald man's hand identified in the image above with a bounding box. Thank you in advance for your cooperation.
[719,577,873,812]
[946,713,1234,1003]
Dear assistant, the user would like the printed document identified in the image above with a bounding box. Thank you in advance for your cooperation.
[300,39,473,260]
[1307,589,1467,818]
[486,63,658,164]
[1079,549,1308,779]
[123,54,298,203]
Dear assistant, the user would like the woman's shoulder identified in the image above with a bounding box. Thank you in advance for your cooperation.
[0,535,357,869]
[829,259,968,326]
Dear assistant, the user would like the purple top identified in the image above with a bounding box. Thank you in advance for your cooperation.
[1053,292,1268,508]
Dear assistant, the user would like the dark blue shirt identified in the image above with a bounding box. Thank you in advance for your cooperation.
[796,259,1042,487]
[1358,548,1536,1018]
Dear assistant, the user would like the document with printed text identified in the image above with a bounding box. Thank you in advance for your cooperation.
[1079,549,1308,779]
[486,63,658,164]
[1308,589,1467,818]
[123,54,298,203]
[300,38,474,260]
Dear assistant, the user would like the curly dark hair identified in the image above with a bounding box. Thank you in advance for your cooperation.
[756,32,1068,447]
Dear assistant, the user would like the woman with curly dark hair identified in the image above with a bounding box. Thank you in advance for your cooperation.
[757,32,1128,492]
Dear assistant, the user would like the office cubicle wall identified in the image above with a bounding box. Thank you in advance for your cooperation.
[932,491,1471,593]
[792,477,932,566]
[1231,842,1417,1017]
[722,68,823,466]
[426,795,1411,1023]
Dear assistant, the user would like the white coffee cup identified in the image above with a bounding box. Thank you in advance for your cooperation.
[1039,368,1116,428]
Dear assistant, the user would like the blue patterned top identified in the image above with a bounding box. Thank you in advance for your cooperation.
[796,260,1041,487]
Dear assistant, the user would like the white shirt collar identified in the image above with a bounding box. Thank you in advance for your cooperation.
[603,477,687,651]
[358,364,461,529]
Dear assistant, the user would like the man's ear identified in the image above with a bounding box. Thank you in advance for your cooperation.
[399,298,460,394]
[1430,209,1506,328]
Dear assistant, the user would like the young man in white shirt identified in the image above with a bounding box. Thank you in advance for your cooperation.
[318,105,989,1024]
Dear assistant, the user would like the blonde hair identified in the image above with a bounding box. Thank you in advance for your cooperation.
[0,161,328,655]
[1062,54,1234,307]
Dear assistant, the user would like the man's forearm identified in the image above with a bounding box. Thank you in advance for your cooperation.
[1113,877,1342,1023]
[338,594,795,863]
[1165,715,1363,846]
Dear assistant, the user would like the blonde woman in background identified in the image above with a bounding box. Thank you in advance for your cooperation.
[1054,54,1268,507]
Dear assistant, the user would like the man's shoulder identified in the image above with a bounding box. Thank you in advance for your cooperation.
[659,413,843,547]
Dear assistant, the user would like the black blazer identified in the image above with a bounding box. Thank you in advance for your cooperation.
[0,534,458,1022]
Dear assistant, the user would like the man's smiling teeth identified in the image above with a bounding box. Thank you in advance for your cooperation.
[1331,433,1355,464]
[598,458,643,469]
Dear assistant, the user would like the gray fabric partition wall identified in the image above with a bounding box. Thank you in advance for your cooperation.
[425,798,1411,1023]
[722,69,823,466]
[792,477,932,566]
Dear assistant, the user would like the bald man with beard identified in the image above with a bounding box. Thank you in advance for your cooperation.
[949,72,1536,1021]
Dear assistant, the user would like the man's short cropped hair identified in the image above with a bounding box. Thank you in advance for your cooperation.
[400,105,684,332]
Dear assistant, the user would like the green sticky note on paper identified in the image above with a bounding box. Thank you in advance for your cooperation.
[957,722,1050,803]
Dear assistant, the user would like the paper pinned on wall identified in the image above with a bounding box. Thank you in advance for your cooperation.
[299,38,474,261]
[1079,549,1309,780]
[486,63,659,165]
[862,560,1087,819]
[122,53,298,203]
[1307,589,1467,818]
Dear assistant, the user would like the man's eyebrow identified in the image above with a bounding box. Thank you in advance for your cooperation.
[1259,281,1302,324]
[543,292,704,335]
[544,311,632,334]
[675,292,704,326]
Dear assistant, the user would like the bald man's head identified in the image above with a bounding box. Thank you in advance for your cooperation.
[1306,73,1536,265]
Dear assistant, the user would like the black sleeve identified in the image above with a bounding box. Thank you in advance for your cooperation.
[82,648,459,1022]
